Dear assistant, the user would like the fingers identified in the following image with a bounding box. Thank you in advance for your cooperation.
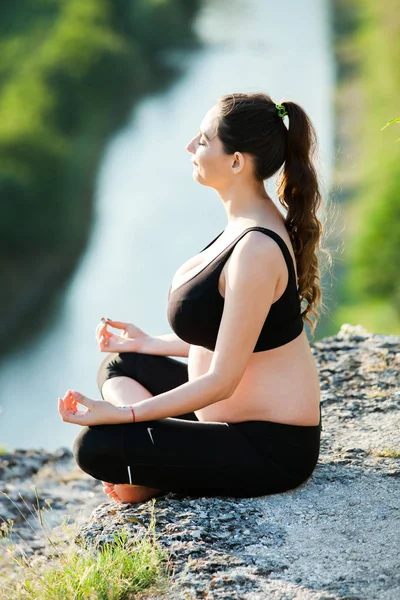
[58,390,93,419]
[58,397,66,418]
[59,391,77,413]
[69,390,94,408]
[103,319,127,330]
[96,322,111,341]
[62,391,77,412]
[96,321,112,352]
[99,333,111,351]
[58,397,79,423]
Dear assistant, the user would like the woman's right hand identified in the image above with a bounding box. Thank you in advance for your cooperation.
[95,318,150,353]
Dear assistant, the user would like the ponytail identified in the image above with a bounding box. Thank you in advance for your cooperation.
[276,101,327,335]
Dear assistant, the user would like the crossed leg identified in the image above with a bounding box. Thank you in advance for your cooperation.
[95,352,196,504]
[99,377,165,503]
[72,352,318,501]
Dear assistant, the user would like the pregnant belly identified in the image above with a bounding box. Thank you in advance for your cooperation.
[188,336,321,426]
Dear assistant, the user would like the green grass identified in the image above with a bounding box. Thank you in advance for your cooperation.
[0,488,172,599]
[369,447,400,458]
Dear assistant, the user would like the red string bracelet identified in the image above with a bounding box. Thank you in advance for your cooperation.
[119,404,136,422]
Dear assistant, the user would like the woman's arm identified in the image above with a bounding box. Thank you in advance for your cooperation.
[97,319,190,357]
[138,332,190,358]
[123,372,230,422]
[59,372,231,426]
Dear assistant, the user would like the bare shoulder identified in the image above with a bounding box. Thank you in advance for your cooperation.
[229,229,287,267]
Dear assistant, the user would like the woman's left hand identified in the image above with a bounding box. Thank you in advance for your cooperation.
[57,390,130,426]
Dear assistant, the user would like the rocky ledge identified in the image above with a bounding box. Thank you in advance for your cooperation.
[1,324,399,599]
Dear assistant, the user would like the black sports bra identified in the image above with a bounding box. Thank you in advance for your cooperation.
[167,227,304,352]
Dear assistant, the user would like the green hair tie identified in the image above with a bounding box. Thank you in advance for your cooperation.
[275,103,288,118]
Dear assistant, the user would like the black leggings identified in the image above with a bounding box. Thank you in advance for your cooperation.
[72,352,322,498]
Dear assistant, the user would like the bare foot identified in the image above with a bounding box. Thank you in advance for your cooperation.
[102,481,162,504]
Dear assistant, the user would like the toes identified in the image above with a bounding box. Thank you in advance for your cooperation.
[109,493,121,502]
[104,488,121,501]
[102,483,117,495]
[101,483,122,502]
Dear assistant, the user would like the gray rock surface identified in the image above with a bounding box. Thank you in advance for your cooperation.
[1,324,399,599]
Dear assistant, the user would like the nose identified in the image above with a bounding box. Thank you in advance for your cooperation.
[185,137,196,154]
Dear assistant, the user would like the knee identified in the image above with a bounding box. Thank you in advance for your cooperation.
[72,424,127,483]
[96,351,144,396]
[97,353,119,396]
[72,426,109,477]
[72,427,96,476]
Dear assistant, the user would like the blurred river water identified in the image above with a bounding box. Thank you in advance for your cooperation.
[0,0,335,450]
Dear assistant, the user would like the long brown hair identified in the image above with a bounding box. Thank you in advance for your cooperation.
[215,92,332,335]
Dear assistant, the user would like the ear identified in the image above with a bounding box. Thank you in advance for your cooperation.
[231,151,244,174]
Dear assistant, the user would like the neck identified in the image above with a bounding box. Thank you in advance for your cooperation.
[215,180,276,224]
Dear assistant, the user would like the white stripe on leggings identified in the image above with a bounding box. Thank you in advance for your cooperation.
[127,465,132,484]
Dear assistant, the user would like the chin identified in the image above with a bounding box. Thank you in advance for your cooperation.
[192,168,213,188]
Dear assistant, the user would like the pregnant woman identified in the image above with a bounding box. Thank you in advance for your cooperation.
[58,92,327,504]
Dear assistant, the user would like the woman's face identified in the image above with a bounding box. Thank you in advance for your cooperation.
[186,105,233,188]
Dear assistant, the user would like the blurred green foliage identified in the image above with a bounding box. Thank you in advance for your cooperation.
[0,0,201,349]
[332,0,400,335]
[348,0,400,313]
